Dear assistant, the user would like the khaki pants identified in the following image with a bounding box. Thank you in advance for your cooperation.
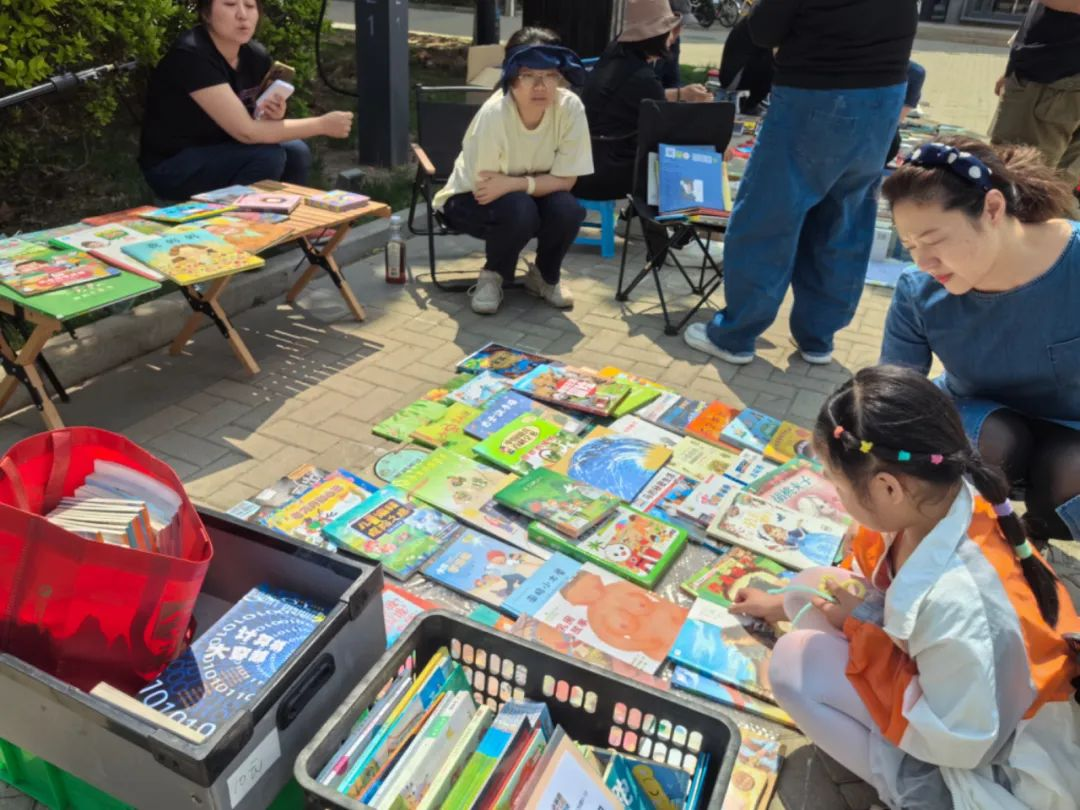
[989,74,1080,216]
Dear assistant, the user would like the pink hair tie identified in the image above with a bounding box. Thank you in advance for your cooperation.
[930,454,944,465]
[993,501,1014,518]
[833,426,845,439]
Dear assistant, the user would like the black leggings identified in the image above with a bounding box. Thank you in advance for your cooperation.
[978,410,1080,542]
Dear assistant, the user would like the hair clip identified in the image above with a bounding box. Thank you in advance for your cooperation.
[859,441,873,454]
[833,426,845,439]
[993,501,1014,518]
[930,454,944,465]
[897,450,911,462]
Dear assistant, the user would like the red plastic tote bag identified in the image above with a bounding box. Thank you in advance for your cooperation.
[0,428,213,691]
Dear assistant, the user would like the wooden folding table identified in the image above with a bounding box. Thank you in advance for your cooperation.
[0,301,67,430]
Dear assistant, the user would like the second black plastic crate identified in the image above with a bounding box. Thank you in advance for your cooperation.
[296,611,741,809]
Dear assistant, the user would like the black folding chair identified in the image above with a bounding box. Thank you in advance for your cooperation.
[408,84,487,291]
[616,100,737,336]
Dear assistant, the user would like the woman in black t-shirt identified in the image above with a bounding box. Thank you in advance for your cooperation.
[140,0,354,200]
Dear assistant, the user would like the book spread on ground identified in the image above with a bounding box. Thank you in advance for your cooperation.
[681,547,795,607]
[494,468,619,540]
[421,528,545,612]
[457,342,555,379]
[512,364,632,417]
[708,492,844,571]
[547,425,671,502]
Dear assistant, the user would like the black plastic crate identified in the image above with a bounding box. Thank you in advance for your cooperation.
[296,611,741,809]
[0,508,387,810]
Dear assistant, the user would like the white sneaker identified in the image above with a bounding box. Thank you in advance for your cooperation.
[799,350,833,365]
[524,262,574,309]
[683,323,754,365]
[469,269,503,314]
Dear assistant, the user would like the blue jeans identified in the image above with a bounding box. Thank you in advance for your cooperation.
[706,82,906,355]
[906,61,926,108]
[441,191,586,283]
[143,139,312,201]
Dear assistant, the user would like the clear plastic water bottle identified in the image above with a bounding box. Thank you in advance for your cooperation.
[385,214,406,284]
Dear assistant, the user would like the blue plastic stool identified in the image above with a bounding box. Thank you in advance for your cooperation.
[574,198,617,259]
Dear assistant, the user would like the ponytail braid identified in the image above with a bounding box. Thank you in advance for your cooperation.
[964,450,1061,627]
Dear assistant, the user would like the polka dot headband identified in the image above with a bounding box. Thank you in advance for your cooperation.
[907,142,993,192]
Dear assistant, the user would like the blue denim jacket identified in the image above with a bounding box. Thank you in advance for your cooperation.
[880,220,1080,438]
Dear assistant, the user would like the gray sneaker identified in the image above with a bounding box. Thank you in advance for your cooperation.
[469,269,503,314]
[524,262,574,309]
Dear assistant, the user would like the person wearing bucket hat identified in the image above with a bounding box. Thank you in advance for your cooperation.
[575,0,710,201]
[434,27,594,315]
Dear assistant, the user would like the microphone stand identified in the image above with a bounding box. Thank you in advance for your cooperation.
[0,61,137,111]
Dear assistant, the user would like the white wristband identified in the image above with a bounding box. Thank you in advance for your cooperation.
[526,176,537,196]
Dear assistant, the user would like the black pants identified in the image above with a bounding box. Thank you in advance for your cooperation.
[441,191,586,284]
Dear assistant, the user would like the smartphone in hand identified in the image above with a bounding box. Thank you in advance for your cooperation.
[256,60,296,97]
[254,79,294,120]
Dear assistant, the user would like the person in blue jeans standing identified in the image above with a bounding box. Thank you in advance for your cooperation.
[139,0,354,201]
[684,0,918,365]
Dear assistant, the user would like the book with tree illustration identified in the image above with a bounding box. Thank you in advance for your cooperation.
[1,251,119,296]
[51,224,165,280]
[189,215,294,252]
[456,342,554,379]
[122,230,264,285]
[671,666,796,729]
[140,201,232,223]
[763,421,814,465]
[669,435,741,481]
[686,400,741,446]
[669,598,777,702]
[494,468,618,539]
[547,425,671,502]
[373,400,449,442]
[444,370,513,408]
[410,403,482,448]
[720,408,783,453]
[474,412,582,475]
[747,457,851,526]
[324,486,459,579]
[529,563,689,674]
[528,505,686,589]
[512,364,631,417]
[421,529,545,611]
[464,390,591,440]
[681,547,795,607]
[707,492,844,571]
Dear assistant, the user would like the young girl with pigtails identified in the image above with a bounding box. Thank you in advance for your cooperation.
[732,364,1080,810]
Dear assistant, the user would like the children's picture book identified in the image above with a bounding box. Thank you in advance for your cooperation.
[456,342,554,380]
[192,215,294,253]
[500,552,582,618]
[140,201,231,223]
[721,728,784,810]
[607,413,681,449]
[669,598,777,702]
[122,230,264,285]
[670,435,741,481]
[588,748,693,810]
[763,421,814,465]
[748,457,850,526]
[518,728,622,810]
[410,403,482,448]
[548,425,671,502]
[266,473,374,550]
[421,529,545,611]
[414,705,495,810]
[305,189,372,212]
[474,412,581,475]
[191,185,259,205]
[635,390,683,424]
[0,269,160,321]
[0,238,55,268]
[464,390,591,441]
[654,395,707,436]
[232,191,302,214]
[720,408,783,453]
[469,604,516,632]
[324,487,459,579]
[494,468,619,540]
[708,492,844,571]
[459,499,548,560]
[723,449,777,487]
[421,373,474,402]
[373,400,449,443]
[135,585,326,737]
[682,547,795,608]
[373,447,430,483]
[485,723,548,809]
[678,473,743,530]
[672,666,797,729]
[51,224,165,281]
[382,584,438,647]
[603,753,657,809]
[658,143,725,216]
[226,463,334,527]
[531,563,689,674]
[686,400,741,446]
[1,251,119,296]
[444,370,514,409]
[529,506,687,590]
[630,466,712,544]
[595,367,665,418]
[82,205,159,226]
[512,364,631,417]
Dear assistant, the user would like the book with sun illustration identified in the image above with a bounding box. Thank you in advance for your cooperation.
[671,666,797,730]
[410,403,483,448]
[122,230,264,285]
[464,390,592,441]
[547,425,672,502]
[747,457,851,527]
[512,364,631,417]
[456,342,555,380]
[421,529,545,612]
[494,468,619,540]
[669,598,778,703]
[323,486,459,579]
[373,399,449,442]
[528,505,686,589]
[720,408,783,454]
[763,421,814,465]
[681,547,795,608]
[474,412,582,475]
[707,492,844,571]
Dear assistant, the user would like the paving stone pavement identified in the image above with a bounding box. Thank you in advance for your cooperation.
[0,226,919,809]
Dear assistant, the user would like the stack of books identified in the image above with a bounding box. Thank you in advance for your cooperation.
[655,142,734,224]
